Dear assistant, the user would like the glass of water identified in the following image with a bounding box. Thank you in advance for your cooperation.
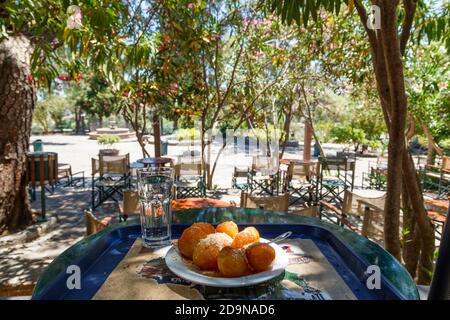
[137,167,174,248]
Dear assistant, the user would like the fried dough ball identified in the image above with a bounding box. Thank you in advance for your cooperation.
[178,226,208,259]
[216,221,239,238]
[245,242,276,272]
[191,222,215,235]
[192,233,233,270]
[217,246,250,277]
[231,227,260,248]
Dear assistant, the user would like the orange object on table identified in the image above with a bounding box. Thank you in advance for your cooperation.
[427,211,447,224]
[424,197,449,214]
[172,198,234,211]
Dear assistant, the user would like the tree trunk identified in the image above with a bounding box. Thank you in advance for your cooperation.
[354,0,435,282]
[422,123,443,165]
[303,120,312,160]
[279,102,293,160]
[0,35,35,234]
[401,177,421,279]
[173,115,178,131]
[402,151,435,284]
[152,114,161,157]
[426,145,436,167]
[378,1,407,260]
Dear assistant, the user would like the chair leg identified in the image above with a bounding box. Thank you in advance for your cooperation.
[91,178,96,212]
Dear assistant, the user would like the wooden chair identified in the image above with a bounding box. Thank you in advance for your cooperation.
[320,189,387,244]
[249,155,279,196]
[27,152,58,219]
[317,156,356,205]
[240,192,289,212]
[57,163,85,187]
[91,154,130,211]
[85,210,112,236]
[232,166,250,190]
[174,163,206,198]
[118,190,140,221]
[421,156,450,199]
[290,206,320,218]
[284,161,320,206]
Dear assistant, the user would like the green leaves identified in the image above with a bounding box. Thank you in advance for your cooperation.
[267,0,344,26]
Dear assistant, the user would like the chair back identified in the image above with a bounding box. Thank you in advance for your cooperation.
[291,206,319,218]
[99,154,130,176]
[252,156,277,174]
[122,190,140,216]
[240,192,289,212]
[287,162,319,182]
[175,163,202,177]
[361,206,384,242]
[27,152,58,188]
[319,156,355,172]
[342,189,386,217]
[85,210,111,236]
[234,167,249,178]
[442,156,450,171]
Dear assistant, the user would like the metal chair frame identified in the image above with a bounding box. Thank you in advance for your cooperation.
[284,162,319,206]
[91,154,131,211]
[317,156,355,206]
[232,167,250,191]
[174,163,207,199]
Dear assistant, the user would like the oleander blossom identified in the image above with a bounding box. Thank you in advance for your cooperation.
[67,6,82,29]
[438,82,448,89]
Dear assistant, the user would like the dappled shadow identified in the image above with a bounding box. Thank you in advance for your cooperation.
[42,141,73,146]
[1,185,122,287]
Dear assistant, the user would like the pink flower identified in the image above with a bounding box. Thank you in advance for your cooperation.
[438,82,448,89]
[67,11,82,29]
[244,18,249,29]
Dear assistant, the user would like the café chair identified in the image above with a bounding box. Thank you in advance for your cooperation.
[174,163,206,198]
[91,153,131,211]
[421,155,450,199]
[85,210,112,236]
[58,163,85,188]
[118,190,140,221]
[240,192,289,212]
[290,206,320,218]
[284,161,320,206]
[317,156,355,205]
[248,155,279,196]
[319,189,387,244]
[232,166,250,191]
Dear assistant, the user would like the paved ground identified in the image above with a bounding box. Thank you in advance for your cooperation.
[0,134,391,294]
[29,134,379,188]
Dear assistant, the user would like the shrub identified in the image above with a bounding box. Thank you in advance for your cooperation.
[175,128,201,141]
[97,134,120,148]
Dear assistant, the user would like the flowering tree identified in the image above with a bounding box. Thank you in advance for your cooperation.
[0,1,127,233]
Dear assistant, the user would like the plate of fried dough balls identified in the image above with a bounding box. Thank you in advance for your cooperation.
[165,221,288,287]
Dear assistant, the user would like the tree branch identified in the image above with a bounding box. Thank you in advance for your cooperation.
[354,0,378,52]
[400,0,417,56]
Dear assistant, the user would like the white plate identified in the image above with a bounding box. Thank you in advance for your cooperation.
[165,238,288,288]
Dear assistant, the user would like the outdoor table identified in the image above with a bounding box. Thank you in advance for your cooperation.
[137,157,173,167]
[172,198,234,211]
[424,197,449,240]
[280,158,318,165]
[32,207,418,300]
[119,197,234,218]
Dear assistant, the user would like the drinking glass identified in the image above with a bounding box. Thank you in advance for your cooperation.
[137,167,174,248]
